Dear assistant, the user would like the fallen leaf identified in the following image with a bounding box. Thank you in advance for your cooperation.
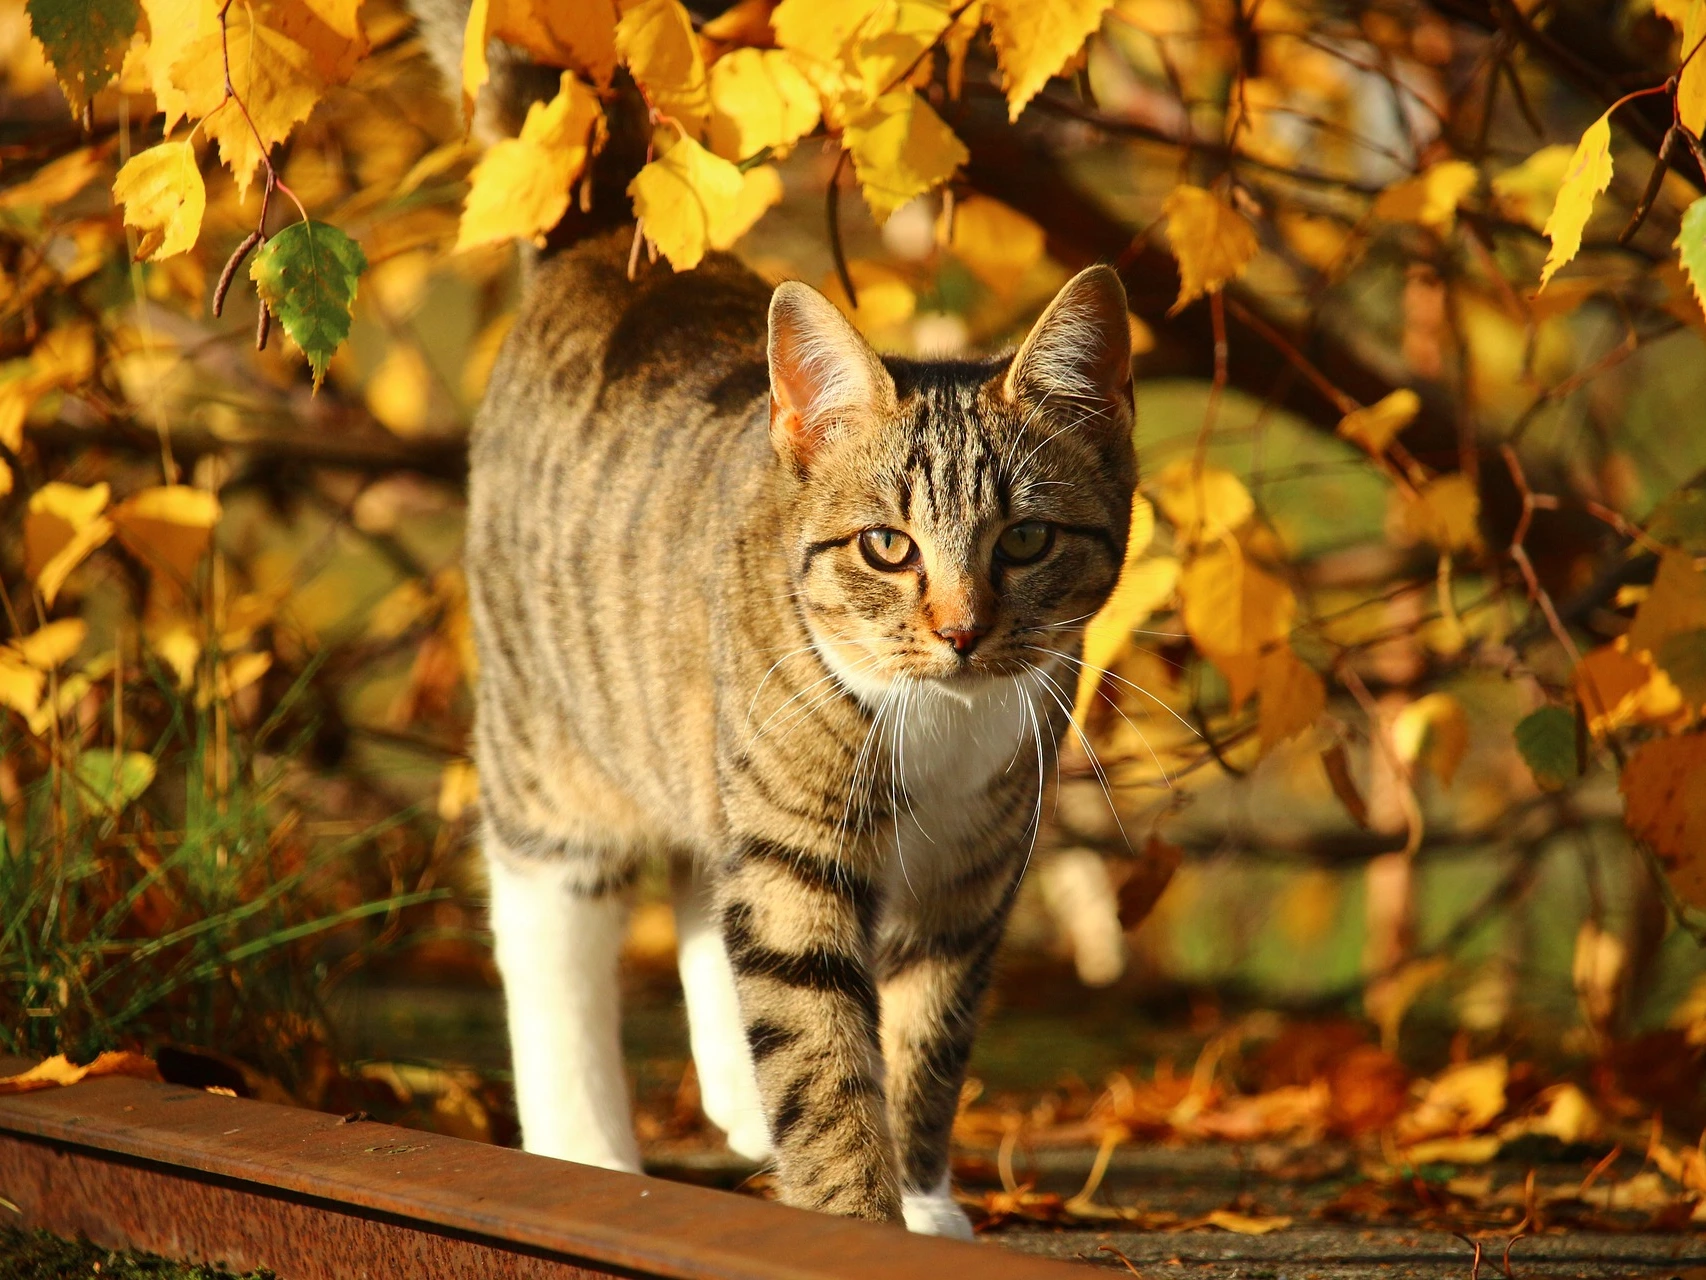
[1395,1055,1508,1144]
[0,1051,160,1095]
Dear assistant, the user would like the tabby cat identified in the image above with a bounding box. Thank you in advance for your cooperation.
[428,9,1138,1237]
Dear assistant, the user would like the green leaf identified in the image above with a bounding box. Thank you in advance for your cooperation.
[249,221,367,388]
[1514,706,1577,789]
[1646,483,1706,554]
[26,0,140,117]
[74,748,156,810]
[1678,196,1706,313]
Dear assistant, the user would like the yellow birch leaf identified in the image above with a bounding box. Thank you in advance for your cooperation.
[139,0,220,132]
[170,6,321,198]
[269,0,368,84]
[772,0,882,67]
[0,649,45,716]
[821,259,917,333]
[112,140,206,261]
[0,147,104,211]
[366,344,431,435]
[1179,542,1296,662]
[1491,144,1572,232]
[1198,1210,1293,1235]
[0,458,11,499]
[463,0,616,115]
[1162,184,1258,313]
[616,0,710,134]
[714,163,784,250]
[1621,735,1706,899]
[950,194,1046,294]
[842,87,967,223]
[1371,159,1478,233]
[301,0,361,41]
[1155,459,1254,544]
[707,47,821,161]
[1396,1055,1507,1142]
[1257,646,1325,750]
[851,0,951,98]
[0,1051,159,1094]
[1681,0,1706,135]
[1338,388,1419,455]
[630,132,747,269]
[1402,1135,1502,1165]
[1574,640,1685,737]
[110,484,220,584]
[987,0,1113,121]
[24,481,110,583]
[1073,551,1179,722]
[1393,473,1481,552]
[10,618,88,669]
[1628,549,1706,659]
[1539,110,1614,290]
[438,758,479,822]
[455,72,604,252]
[34,519,113,607]
[943,0,980,99]
[1392,691,1470,787]
[215,650,272,700]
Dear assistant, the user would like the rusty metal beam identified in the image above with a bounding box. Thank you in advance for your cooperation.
[0,1073,1088,1279]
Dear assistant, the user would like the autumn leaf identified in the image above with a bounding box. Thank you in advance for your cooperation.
[950,194,1046,295]
[1072,494,1176,724]
[1515,705,1577,790]
[0,147,105,211]
[630,133,755,269]
[1677,198,1706,313]
[0,652,46,718]
[250,220,367,387]
[1573,640,1684,736]
[1338,389,1419,455]
[1678,0,1706,135]
[616,0,710,134]
[1393,473,1481,553]
[170,5,322,198]
[25,0,139,116]
[1621,734,1706,901]
[456,72,604,252]
[1627,549,1706,659]
[1371,160,1478,233]
[24,481,112,607]
[1393,692,1469,787]
[1254,646,1325,750]
[1162,185,1258,314]
[1178,542,1296,664]
[112,140,206,261]
[10,618,88,669]
[708,47,820,161]
[76,748,158,809]
[111,485,221,584]
[137,0,221,132]
[987,0,1112,121]
[1155,460,1254,545]
[1539,110,1613,290]
[842,88,967,223]
[463,0,615,116]
[0,1051,160,1095]
[1490,144,1573,232]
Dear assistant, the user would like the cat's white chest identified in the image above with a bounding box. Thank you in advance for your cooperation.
[889,678,1034,801]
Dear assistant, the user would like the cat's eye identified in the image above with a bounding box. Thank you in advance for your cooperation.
[996,521,1054,565]
[859,527,916,570]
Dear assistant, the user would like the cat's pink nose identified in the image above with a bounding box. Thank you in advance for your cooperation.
[935,625,987,655]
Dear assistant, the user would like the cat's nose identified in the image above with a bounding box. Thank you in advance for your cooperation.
[935,625,987,655]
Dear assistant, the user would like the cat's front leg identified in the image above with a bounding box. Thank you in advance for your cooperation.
[878,836,1024,1239]
[718,836,901,1222]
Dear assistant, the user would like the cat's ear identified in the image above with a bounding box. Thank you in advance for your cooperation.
[1004,265,1133,425]
[768,281,897,467]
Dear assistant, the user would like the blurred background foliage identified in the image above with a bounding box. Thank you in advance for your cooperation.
[4,0,1706,1206]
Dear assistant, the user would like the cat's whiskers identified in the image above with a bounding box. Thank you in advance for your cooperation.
[1021,644,1173,787]
[1029,644,1201,742]
[1019,658,1129,852]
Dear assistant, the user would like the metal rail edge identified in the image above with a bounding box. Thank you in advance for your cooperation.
[0,1070,1089,1279]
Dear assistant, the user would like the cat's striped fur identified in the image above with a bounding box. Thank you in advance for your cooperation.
[466,230,1135,1230]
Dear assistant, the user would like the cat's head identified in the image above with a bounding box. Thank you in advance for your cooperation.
[767,266,1136,699]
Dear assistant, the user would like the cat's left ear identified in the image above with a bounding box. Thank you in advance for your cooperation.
[768,281,897,469]
[1004,265,1133,426]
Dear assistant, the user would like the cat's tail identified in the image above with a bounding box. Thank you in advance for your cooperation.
[407,0,647,247]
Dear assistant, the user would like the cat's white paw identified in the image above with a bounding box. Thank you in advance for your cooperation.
[721,1117,774,1162]
[902,1189,975,1240]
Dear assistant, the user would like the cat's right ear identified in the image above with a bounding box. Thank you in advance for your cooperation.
[767,282,896,468]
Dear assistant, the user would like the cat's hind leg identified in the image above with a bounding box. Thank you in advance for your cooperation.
[671,861,772,1161]
[485,830,642,1173]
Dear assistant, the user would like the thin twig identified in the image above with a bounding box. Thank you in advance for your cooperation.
[827,149,857,308]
